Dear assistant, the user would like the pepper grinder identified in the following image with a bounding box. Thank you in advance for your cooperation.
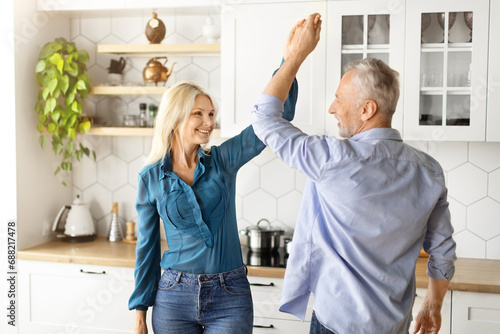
[107,202,123,242]
[139,103,148,127]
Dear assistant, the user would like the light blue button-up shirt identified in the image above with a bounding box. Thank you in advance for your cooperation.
[251,94,456,334]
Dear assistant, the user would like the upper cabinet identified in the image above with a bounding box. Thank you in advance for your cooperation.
[221,2,327,138]
[325,0,406,137]
[487,0,500,141]
[403,0,490,141]
[37,0,220,11]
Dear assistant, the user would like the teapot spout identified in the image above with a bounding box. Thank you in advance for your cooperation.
[167,62,177,77]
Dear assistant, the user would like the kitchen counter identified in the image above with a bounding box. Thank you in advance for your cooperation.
[18,237,500,293]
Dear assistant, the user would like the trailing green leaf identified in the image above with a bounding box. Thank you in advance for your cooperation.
[39,134,48,149]
[35,37,94,186]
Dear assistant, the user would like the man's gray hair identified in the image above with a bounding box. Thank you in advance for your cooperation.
[344,58,400,116]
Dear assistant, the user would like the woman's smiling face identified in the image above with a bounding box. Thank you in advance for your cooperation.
[182,94,215,147]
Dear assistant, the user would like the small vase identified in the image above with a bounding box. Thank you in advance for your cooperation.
[202,16,220,43]
[146,12,166,44]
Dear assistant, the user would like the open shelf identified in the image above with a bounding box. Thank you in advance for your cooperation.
[97,43,221,55]
[87,127,221,137]
[89,86,169,95]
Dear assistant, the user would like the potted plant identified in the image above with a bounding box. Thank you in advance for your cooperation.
[35,37,95,186]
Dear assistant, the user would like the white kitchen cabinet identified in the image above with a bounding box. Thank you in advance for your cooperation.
[325,0,406,137]
[19,260,149,334]
[403,0,490,141]
[451,291,500,334]
[410,288,451,334]
[248,275,314,334]
[486,0,500,141]
[221,2,327,138]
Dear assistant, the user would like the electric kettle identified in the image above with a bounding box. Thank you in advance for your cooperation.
[52,195,96,242]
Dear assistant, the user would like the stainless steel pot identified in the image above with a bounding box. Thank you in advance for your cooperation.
[240,219,284,252]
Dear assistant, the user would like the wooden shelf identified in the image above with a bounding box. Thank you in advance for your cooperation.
[90,86,169,95]
[97,43,221,55]
[88,127,154,136]
[87,126,221,137]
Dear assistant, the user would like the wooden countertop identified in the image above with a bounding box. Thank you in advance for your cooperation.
[18,238,500,294]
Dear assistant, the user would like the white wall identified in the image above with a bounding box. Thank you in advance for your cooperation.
[14,0,73,250]
[1,1,18,333]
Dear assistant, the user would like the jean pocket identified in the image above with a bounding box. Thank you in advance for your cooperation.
[157,272,178,291]
[222,276,252,296]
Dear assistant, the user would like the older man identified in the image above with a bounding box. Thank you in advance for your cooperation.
[251,14,456,334]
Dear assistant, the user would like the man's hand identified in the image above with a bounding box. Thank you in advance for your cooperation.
[283,13,322,64]
[264,13,322,102]
[412,302,442,334]
[412,277,449,334]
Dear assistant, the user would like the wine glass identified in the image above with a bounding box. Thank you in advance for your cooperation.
[358,15,376,43]
[437,12,457,43]
[464,12,473,42]
[342,16,352,44]
[421,13,431,43]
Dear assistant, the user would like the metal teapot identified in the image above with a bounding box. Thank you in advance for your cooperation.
[143,57,176,86]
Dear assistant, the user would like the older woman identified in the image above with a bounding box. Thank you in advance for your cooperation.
[128,68,297,333]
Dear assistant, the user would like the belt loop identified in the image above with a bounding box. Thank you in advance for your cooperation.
[219,272,225,285]
[175,271,182,283]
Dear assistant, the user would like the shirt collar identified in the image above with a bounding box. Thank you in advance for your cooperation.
[350,128,402,142]
[159,148,207,179]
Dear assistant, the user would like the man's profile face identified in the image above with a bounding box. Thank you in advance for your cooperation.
[328,70,363,138]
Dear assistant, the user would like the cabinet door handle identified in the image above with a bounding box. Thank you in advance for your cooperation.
[80,269,106,275]
[249,282,275,287]
[253,324,274,329]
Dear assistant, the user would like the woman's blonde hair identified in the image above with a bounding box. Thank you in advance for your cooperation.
[144,81,216,166]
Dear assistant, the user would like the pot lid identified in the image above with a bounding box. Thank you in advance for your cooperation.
[246,218,283,232]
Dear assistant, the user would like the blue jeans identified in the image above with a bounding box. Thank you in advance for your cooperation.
[310,312,337,334]
[152,266,253,334]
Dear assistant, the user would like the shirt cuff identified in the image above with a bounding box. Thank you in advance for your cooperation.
[253,94,285,118]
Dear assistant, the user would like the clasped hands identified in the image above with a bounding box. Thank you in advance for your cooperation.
[283,13,322,64]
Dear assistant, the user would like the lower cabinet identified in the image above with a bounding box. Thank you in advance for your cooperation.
[19,260,500,334]
[248,276,314,334]
[19,260,150,334]
[452,291,500,334]
[410,288,452,334]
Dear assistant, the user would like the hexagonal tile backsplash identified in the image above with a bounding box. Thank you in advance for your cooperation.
[71,12,500,260]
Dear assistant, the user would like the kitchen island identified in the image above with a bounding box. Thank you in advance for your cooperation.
[18,237,500,293]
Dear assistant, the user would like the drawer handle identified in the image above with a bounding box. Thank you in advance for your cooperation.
[253,324,274,329]
[80,269,106,275]
[250,282,275,287]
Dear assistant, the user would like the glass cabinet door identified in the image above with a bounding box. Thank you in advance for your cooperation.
[404,0,489,141]
[326,1,405,137]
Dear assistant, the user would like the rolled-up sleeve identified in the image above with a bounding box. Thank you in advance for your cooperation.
[423,189,457,280]
[128,175,162,311]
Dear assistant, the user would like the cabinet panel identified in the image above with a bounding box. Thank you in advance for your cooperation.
[487,0,500,141]
[452,291,500,334]
[248,276,314,332]
[403,0,489,141]
[326,0,406,137]
[221,2,327,138]
[19,260,147,334]
[253,318,311,333]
